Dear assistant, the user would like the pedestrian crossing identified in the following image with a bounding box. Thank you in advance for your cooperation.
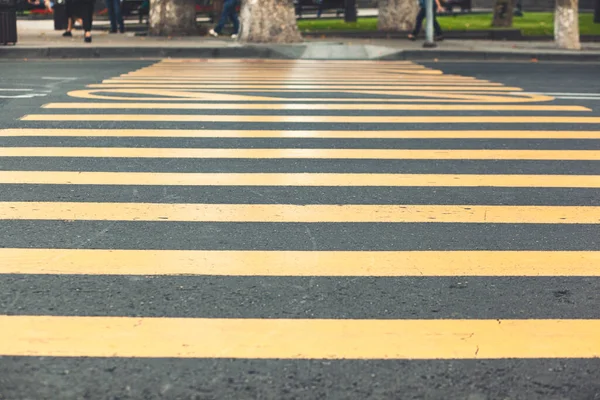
[1,59,599,364]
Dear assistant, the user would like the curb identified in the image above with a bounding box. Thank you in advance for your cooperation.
[2,45,600,62]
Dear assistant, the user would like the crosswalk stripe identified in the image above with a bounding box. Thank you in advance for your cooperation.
[2,316,599,359]
[4,129,599,139]
[2,147,600,160]
[22,115,600,124]
[41,103,591,112]
[66,91,555,103]
[1,202,598,223]
[115,76,483,82]
[104,80,498,85]
[87,84,521,91]
[2,171,600,188]
[2,249,599,276]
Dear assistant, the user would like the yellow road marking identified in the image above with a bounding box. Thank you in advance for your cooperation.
[3,129,600,139]
[109,77,485,82]
[3,171,600,188]
[2,249,599,276]
[104,80,502,86]
[1,202,598,223]
[2,316,599,359]
[87,84,520,91]
[22,115,599,124]
[3,147,600,160]
[124,70,445,76]
[66,89,553,103]
[41,103,590,112]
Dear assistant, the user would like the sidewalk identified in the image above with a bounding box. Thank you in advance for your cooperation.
[2,19,600,61]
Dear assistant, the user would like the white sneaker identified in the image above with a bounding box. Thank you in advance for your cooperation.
[231,34,238,39]
[208,29,218,37]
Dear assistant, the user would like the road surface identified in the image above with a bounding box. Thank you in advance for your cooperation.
[0,58,599,399]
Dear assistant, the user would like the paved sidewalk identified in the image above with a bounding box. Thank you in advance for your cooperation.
[2,19,600,61]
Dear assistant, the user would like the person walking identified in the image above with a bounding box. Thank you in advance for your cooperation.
[61,0,96,43]
[208,0,239,39]
[408,0,444,41]
[105,0,124,33]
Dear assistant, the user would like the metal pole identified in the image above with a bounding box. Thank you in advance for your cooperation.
[423,0,437,48]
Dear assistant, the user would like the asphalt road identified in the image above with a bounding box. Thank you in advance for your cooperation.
[0,59,599,400]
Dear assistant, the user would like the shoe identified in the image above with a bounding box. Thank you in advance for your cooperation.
[208,29,218,37]
[119,26,125,33]
[62,31,72,37]
[407,33,416,41]
[231,33,238,39]
[84,36,92,43]
[435,35,444,41]
[109,29,117,34]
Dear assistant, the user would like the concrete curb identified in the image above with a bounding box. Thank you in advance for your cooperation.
[2,44,600,61]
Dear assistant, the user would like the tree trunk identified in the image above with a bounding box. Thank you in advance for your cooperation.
[491,0,514,27]
[377,0,418,32]
[555,0,581,49]
[149,0,198,36]
[238,0,303,43]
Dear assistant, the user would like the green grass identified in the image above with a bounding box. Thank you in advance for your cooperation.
[297,12,600,36]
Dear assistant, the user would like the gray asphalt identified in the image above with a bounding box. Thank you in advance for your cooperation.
[1,59,600,400]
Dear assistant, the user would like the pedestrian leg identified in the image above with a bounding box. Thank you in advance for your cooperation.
[409,7,426,39]
[82,0,95,43]
[105,0,117,32]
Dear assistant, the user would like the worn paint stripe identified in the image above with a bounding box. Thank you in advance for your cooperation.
[1,202,598,223]
[41,103,590,112]
[86,84,520,91]
[2,171,600,188]
[4,129,599,139]
[2,147,600,160]
[2,316,599,359]
[20,115,600,124]
[2,249,599,276]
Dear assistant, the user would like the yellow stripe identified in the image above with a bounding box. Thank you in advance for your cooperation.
[66,90,554,103]
[2,316,599,359]
[105,79,491,84]
[42,103,591,112]
[87,84,520,91]
[2,249,599,276]
[2,147,600,160]
[1,202,598,223]
[21,115,600,124]
[4,129,599,139]
[2,171,600,188]
[115,76,481,82]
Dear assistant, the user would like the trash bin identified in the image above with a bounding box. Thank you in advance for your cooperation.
[53,0,68,30]
[0,0,17,45]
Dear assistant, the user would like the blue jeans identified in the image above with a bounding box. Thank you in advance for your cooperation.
[105,0,124,32]
[215,0,239,34]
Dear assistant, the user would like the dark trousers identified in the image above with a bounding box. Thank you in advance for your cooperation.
[81,0,95,32]
[412,6,442,36]
[65,0,95,32]
[105,0,124,32]
[215,0,239,34]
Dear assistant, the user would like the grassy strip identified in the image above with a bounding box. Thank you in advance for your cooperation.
[297,12,600,36]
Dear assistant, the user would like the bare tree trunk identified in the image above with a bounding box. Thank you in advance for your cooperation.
[149,0,198,36]
[491,0,514,27]
[238,0,302,43]
[555,0,581,49]
[377,0,418,32]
